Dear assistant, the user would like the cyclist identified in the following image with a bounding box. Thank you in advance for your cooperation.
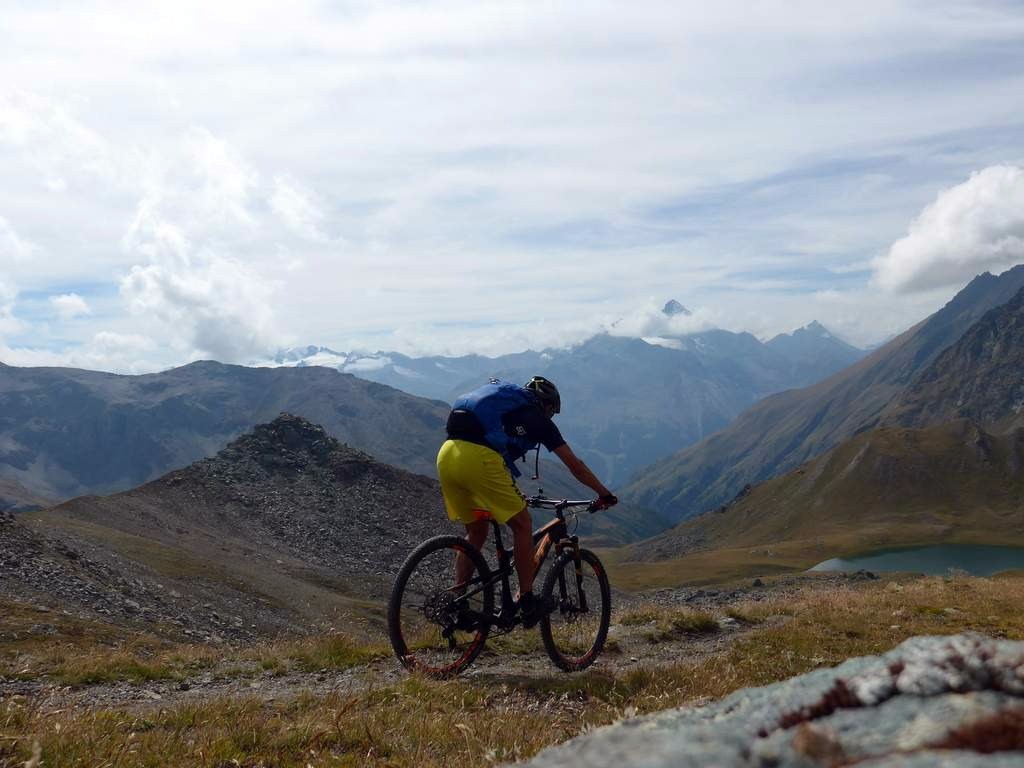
[437,376,618,627]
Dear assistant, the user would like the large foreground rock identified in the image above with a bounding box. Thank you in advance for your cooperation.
[518,634,1024,767]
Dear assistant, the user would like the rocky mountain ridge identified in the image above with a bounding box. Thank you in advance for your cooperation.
[8,414,459,640]
[882,285,1024,432]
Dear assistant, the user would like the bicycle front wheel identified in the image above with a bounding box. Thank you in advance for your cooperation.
[539,548,611,672]
[387,535,494,678]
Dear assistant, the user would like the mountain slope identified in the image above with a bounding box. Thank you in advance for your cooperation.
[20,414,459,637]
[882,285,1024,432]
[0,360,448,502]
[0,477,56,513]
[625,266,1024,523]
[628,420,1024,568]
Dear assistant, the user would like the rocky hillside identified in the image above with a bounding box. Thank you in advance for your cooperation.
[0,477,55,513]
[882,285,1024,432]
[0,360,448,504]
[13,414,459,640]
[630,419,1024,565]
[624,266,1024,524]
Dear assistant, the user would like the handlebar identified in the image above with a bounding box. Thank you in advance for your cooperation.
[526,495,605,514]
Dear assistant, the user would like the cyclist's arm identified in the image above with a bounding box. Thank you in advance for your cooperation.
[552,444,613,497]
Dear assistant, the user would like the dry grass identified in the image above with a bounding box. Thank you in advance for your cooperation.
[2,574,1023,767]
[618,606,719,643]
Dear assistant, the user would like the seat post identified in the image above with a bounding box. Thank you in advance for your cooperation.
[490,520,504,551]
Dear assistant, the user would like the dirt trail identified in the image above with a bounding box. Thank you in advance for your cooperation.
[0,614,764,713]
[3,571,874,714]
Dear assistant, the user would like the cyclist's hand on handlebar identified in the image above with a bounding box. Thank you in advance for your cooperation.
[588,493,619,512]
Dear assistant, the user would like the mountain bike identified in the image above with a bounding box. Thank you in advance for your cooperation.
[387,495,612,677]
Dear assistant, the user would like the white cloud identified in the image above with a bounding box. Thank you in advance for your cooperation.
[271,176,330,242]
[49,293,92,321]
[4,2,1024,368]
[1,332,159,373]
[874,165,1024,293]
[120,251,281,363]
[0,279,21,338]
[0,216,35,261]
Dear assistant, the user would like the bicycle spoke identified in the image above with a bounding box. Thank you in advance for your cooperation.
[540,550,611,671]
[388,537,494,677]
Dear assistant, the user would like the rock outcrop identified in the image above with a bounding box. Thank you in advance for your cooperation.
[519,634,1024,767]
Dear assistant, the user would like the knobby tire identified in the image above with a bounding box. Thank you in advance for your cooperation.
[387,535,494,678]
[539,548,611,672]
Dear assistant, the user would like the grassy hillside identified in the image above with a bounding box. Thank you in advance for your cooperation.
[612,420,1024,589]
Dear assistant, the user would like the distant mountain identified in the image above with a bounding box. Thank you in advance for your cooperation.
[14,414,459,638]
[624,266,1024,524]
[662,299,691,317]
[629,419,1024,567]
[0,361,448,503]
[273,323,866,486]
[881,285,1024,433]
[766,321,866,379]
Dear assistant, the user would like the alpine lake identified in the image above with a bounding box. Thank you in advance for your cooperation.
[810,544,1024,577]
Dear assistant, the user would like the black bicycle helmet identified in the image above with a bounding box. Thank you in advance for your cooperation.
[525,376,561,414]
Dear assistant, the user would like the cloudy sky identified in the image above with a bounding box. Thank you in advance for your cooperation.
[2,0,1024,372]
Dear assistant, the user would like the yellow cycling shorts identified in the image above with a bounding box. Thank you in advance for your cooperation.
[436,439,526,525]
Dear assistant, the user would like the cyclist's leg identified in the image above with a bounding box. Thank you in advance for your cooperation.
[505,506,534,593]
[455,518,489,587]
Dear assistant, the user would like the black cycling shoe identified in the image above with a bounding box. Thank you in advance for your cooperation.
[518,592,555,629]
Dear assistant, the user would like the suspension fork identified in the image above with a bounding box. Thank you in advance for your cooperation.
[556,535,589,612]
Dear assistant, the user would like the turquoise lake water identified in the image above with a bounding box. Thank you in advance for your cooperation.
[809,544,1024,576]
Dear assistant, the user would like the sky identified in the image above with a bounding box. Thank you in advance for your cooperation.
[2,0,1024,373]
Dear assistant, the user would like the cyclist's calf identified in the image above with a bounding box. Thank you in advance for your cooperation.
[506,505,535,593]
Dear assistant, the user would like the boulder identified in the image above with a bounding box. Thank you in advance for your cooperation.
[517,634,1024,767]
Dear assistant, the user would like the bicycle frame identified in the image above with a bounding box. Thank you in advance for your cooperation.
[461,498,592,633]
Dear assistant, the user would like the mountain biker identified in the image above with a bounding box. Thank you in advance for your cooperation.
[437,376,618,627]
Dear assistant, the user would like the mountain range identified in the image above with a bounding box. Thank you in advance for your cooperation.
[271,306,866,486]
[625,266,1024,525]
[0,310,864,515]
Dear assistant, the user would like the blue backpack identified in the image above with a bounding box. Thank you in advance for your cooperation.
[452,379,538,476]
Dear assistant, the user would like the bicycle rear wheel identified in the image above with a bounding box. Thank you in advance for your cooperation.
[387,535,494,678]
[539,549,611,672]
